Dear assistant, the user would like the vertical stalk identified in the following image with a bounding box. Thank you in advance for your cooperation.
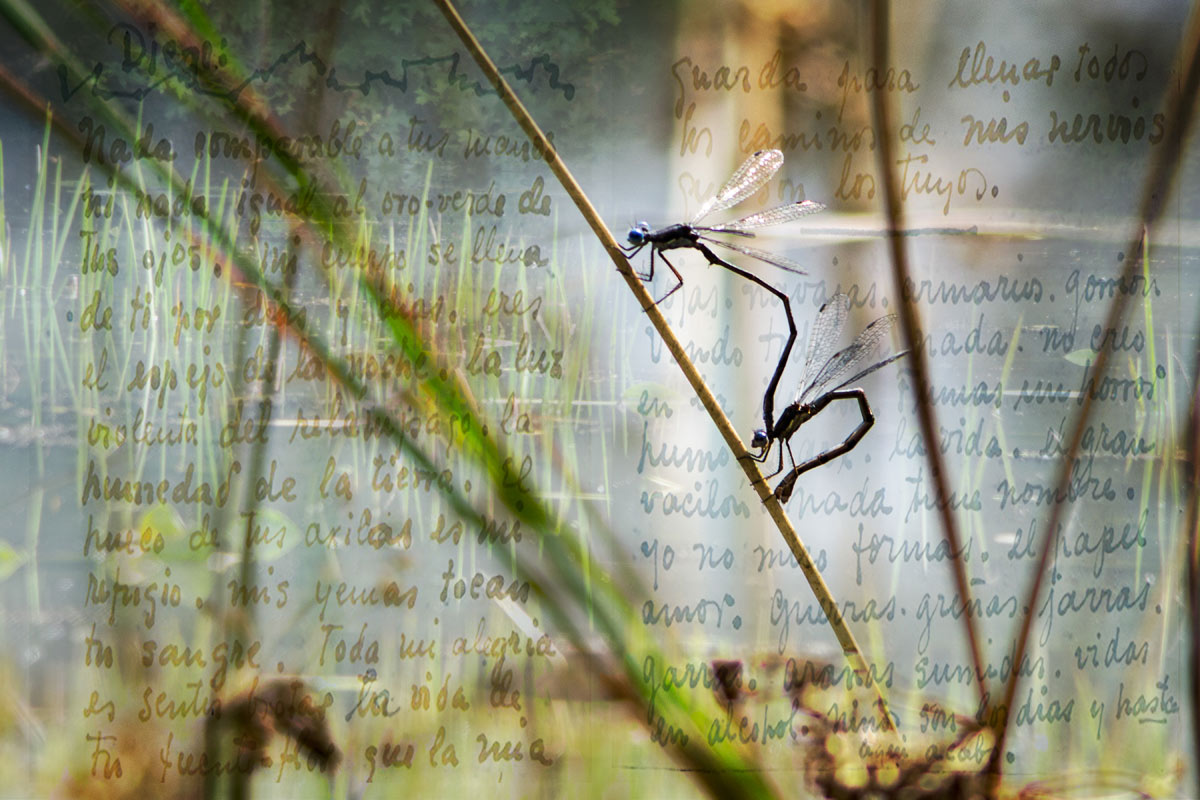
[866,0,988,701]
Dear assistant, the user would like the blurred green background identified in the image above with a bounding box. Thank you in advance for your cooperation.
[0,0,1196,797]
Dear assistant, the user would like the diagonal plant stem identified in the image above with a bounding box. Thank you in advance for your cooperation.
[1,65,776,798]
[975,4,1200,785]
[430,0,894,728]
[867,0,989,705]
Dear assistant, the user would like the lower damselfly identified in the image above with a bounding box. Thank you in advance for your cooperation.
[749,293,908,503]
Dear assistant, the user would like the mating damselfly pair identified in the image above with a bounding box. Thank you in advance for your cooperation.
[622,149,908,502]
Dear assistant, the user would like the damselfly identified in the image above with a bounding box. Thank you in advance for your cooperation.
[749,293,908,503]
[622,149,824,438]
[623,149,823,303]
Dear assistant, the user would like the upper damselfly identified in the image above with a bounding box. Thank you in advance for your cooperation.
[622,149,824,439]
[622,149,823,304]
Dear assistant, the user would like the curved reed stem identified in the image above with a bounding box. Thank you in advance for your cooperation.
[867,0,989,706]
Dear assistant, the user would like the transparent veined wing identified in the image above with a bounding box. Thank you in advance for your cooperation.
[697,200,825,234]
[798,313,903,406]
[797,294,850,401]
[700,235,809,275]
[830,348,909,394]
[691,149,784,224]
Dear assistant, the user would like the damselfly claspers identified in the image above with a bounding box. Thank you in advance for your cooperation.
[749,293,908,503]
[622,149,824,440]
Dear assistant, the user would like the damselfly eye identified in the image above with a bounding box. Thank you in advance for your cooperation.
[627,227,646,245]
[751,429,768,448]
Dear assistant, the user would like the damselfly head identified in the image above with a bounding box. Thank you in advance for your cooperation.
[751,428,769,449]
[626,222,650,245]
